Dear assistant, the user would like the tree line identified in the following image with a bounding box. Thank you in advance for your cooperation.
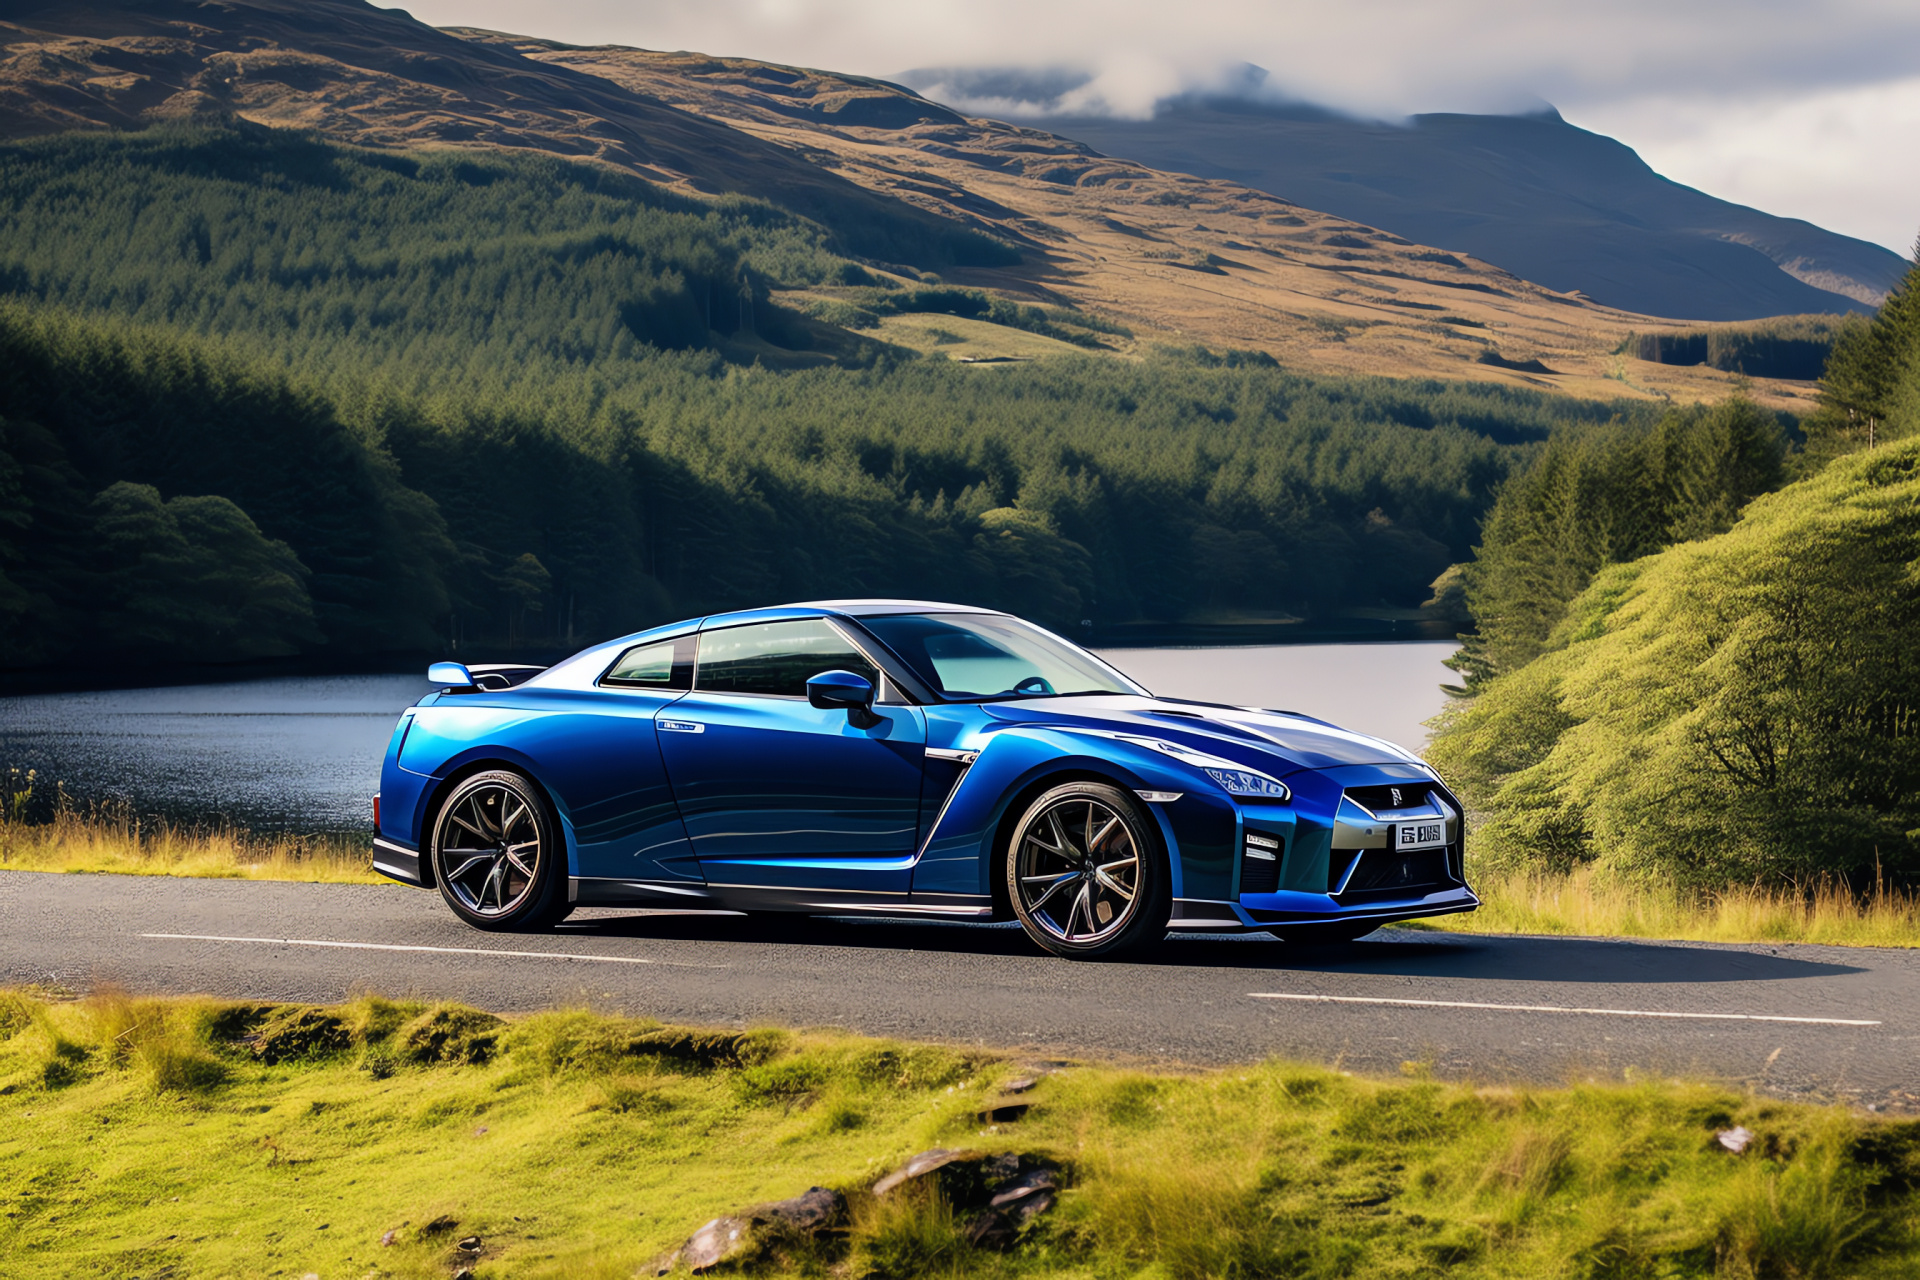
[0,124,1659,670]
[1430,246,1920,887]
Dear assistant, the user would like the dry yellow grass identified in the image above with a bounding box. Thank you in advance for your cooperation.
[1424,867,1920,949]
[0,808,380,883]
[7,809,1915,949]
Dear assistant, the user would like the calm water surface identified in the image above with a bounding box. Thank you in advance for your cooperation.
[0,643,1456,832]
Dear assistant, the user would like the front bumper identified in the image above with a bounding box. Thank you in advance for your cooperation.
[1168,882,1480,933]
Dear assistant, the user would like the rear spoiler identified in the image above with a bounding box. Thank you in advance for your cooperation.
[427,661,548,692]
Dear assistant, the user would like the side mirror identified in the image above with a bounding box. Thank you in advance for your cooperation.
[428,661,475,689]
[807,670,881,728]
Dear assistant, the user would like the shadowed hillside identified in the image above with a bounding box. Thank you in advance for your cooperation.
[910,80,1909,322]
[0,0,1014,271]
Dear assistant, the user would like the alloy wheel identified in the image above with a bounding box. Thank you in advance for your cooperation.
[436,780,545,918]
[1014,796,1143,945]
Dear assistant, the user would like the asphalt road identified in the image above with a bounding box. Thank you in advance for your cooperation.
[5,871,1916,1109]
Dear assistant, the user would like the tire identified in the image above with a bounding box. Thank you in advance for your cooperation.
[430,769,571,932]
[1278,922,1379,945]
[1005,781,1170,959]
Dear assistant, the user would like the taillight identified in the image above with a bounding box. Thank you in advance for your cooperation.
[372,793,382,831]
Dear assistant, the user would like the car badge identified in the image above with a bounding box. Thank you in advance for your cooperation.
[1390,787,1403,807]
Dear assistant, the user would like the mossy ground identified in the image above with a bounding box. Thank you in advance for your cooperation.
[2,988,1917,1279]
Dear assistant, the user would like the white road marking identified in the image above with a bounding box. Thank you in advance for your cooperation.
[140,933,725,968]
[1249,992,1879,1027]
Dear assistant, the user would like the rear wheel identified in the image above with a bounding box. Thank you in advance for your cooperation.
[431,770,571,932]
[1006,782,1170,959]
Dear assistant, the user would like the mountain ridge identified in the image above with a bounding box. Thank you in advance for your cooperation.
[898,67,1907,320]
[0,0,1845,406]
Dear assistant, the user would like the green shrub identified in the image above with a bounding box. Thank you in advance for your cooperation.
[1433,438,1920,885]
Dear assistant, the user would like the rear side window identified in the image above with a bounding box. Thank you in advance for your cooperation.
[696,619,878,697]
[602,638,692,689]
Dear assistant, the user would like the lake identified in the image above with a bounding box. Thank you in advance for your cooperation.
[0,642,1458,833]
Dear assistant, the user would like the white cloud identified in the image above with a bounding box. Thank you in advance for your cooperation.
[1569,78,1920,255]
[400,0,1920,251]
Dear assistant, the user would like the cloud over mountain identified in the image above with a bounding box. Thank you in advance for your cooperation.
[405,0,1920,252]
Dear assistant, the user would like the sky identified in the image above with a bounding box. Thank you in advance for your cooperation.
[401,0,1920,255]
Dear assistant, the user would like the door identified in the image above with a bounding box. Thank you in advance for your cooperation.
[548,633,702,885]
[655,618,928,893]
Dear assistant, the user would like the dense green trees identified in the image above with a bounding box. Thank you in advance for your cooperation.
[1432,248,1920,888]
[1806,244,1920,454]
[1445,398,1788,689]
[0,123,859,367]
[2,299,1635,665]
[0,305,452,665]
[1429,439,1920,886]
[0,123,1663,670]
[88,483,321,660]
[1623,317,1848,382]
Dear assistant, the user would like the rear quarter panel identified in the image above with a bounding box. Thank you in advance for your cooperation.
[390,687,696,881]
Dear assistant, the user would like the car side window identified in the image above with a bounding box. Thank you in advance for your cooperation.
[601,638,693,689]
[695,620,879,698]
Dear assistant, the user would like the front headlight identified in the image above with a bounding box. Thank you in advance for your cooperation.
[1106,733,1294,802]
[1203,767,1292,801]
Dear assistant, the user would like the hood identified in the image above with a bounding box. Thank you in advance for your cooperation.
[980,695,1422,774]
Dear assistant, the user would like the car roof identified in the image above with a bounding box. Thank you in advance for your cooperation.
[788,599,999,619]
[526,600,1006,691]
[689,599,996,628]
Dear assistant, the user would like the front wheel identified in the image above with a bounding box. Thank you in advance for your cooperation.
[431,769,571,932]
[1006,782,1170,959]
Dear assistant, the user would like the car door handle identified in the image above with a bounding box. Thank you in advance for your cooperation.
[658,719,705,733]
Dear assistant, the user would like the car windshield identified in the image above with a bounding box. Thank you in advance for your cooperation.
[859,613,1144,702]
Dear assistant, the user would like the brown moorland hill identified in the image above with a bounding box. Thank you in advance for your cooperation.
[0,0,1007,269]
[0,0,1819,408]
[472,34,1824,409]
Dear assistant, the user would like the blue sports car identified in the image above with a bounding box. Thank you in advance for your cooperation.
[373,601,1477,957]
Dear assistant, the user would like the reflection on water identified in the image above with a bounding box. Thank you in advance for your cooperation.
[0,644,1457,832]
[0,675,432,833]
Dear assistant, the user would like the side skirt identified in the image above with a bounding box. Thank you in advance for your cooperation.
[570,877,994,919]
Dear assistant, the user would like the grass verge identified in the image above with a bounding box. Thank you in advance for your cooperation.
[5,807,1919,950]
[1424,867,1920,949]
[0,808,379,883]
[2,988,1918,1278]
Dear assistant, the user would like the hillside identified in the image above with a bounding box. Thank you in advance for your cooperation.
[481,34,1825,408]
[0,0,1821,408]
[0,0,1010,271]
[3,122,1708,670]
[912,82,1909,322]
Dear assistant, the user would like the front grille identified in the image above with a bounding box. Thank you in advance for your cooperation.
[1344,782,1433,814]
[1337,848,1449,899]
[1240,831,1282,895]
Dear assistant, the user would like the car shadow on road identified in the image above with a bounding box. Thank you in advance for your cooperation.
[556,912,1867,984]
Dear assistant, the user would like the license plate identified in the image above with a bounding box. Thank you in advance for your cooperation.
[1395,820,1446,851]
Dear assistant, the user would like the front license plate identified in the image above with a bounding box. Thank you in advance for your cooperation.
[1395,820,1446,851]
